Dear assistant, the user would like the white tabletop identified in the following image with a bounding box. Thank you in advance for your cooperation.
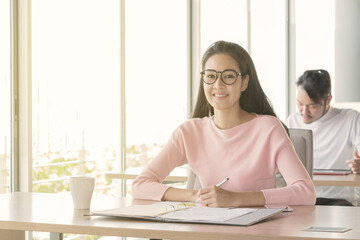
[312,174,360,187]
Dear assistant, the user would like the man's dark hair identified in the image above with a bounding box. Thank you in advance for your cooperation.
[297,69,331,104]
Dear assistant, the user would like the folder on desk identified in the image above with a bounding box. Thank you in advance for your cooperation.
[89,201,285,226]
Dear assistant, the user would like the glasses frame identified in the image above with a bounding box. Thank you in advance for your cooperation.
[200,69,242,85]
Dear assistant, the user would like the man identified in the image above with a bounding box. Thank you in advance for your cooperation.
[288,69,360,206]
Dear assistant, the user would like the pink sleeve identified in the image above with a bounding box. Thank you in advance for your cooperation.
[131,132,187,201]
[262,143,316,206]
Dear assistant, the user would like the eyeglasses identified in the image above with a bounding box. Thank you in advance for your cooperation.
[200,69,242,85]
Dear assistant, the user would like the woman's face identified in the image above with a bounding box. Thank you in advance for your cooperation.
[203,54,248,113]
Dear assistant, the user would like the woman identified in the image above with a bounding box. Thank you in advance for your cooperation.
[132,40,316,207]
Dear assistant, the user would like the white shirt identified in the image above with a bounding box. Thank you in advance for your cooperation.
[288,106,360,204]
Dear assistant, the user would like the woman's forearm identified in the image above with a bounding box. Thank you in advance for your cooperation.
[162,187,198,202]
[233,191,266,207]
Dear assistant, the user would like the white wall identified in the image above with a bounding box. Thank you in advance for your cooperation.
[335,0,360,102]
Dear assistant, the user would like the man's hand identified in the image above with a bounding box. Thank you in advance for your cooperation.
[346,150,360,174]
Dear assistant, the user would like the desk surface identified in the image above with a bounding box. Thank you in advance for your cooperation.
[312,174,360,187]
[1,192,360,240]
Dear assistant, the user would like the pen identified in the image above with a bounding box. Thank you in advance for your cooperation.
[216,177,229,188]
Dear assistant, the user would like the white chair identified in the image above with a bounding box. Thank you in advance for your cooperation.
[277,128,313,187]
[187,128,314,190]
[288,128,313,177]
[186,167,202,190]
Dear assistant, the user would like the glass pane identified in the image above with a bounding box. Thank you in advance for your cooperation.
[125,0,188,193]
[295,0,335,99]
[31,0,121,196]
[0,0,11,194]
[200,0,247,55]
[251,0,286,122]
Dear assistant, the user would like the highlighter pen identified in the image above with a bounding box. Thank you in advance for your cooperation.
[216,177,229,188]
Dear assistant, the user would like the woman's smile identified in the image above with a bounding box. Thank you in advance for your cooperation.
[213,92,228,98]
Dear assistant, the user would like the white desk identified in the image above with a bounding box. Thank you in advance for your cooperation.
[312,174,360,187]
[1,192,360,240]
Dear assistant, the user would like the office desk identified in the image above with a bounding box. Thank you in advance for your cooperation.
[1,192,360,240]
[313,174,360,187]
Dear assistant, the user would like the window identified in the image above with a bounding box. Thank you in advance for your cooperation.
[31,0,121,195]
[0,0,11,194]
[200,0,247,55]
[295,0,335,103]
[31,0,189,199]
[295,0,335,78]
[251,0,286,122]
[124,0,188,193]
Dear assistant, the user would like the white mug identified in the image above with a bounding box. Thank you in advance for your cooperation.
[69,176,95,209]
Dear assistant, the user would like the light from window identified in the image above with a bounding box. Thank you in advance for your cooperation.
[251,0,286,122]
[124,0,188,194]
[295,0,335,100]
[0,0,11,194]
[31,0,121,197]
[200,0,247,55]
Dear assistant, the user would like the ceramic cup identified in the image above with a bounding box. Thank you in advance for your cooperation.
[69,176,95,209]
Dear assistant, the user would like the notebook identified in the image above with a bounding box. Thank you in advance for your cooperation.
[88,201,285,226]
[313,169,352,175]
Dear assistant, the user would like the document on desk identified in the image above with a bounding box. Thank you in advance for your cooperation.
[89,201,285,226]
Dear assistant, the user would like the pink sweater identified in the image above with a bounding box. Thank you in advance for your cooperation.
[132,115,316,205]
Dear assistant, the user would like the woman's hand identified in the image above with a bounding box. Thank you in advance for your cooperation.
[197,186,237,207]
[197,187,265,207]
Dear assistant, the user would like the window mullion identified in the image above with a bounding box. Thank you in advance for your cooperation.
[187,0,201,118]
[17,0,32,193]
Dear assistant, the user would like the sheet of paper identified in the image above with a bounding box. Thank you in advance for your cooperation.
[160,206,256,222]
[99,201,198,217]
[97,204,167,217]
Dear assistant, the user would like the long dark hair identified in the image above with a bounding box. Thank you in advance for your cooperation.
[191,41,288,134]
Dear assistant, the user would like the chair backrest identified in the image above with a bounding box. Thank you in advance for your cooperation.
[187,128,314,190]
[186,167,202,190]
[276,128,313,187]
[288,128,313,177]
